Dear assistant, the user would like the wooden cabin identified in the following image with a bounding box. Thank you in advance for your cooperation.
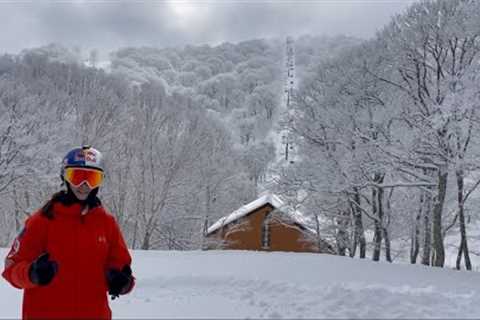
[205,193,335,254]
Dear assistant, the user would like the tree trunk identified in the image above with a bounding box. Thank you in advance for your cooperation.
[372,173,384,262]
[132,219,138,249]
[13,187,21,232]
[202,186,211,250]
[456,169,472,270]
[383,227,392,262]
[410,193,422,264]
[431,168,447,267]
[336,211,350,256]
[421,189,432,266]
[315,214,324,253]
[348,206,357,258]
[141,231,151,250]
[372,187,381,261]
[351,188,366,259]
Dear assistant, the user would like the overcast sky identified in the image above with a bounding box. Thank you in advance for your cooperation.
[1,0,416,56]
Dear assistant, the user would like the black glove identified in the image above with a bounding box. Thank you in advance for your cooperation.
[106,265,133,300]
[29,253,58,286]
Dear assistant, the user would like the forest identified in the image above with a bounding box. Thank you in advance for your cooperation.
[1,0,479,271]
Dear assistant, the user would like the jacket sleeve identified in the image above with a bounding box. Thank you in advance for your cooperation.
[106,214,135,294]
[2,212,48,289]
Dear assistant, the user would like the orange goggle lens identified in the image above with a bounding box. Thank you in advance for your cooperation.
[64,168,104,188]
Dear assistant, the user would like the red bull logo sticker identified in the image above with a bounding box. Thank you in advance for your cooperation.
[12,238,20,254]
[85,150,97,163]
[74,149,97,163]
[4,257,14,269]
[8,228,25,257]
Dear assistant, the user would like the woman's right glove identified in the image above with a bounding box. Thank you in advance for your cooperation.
[106,265,134,300]
[29,253,58,286]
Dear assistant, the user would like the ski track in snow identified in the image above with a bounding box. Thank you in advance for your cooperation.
[114,275,480,319]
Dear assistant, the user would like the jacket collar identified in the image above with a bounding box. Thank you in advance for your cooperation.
[52,202,102,218]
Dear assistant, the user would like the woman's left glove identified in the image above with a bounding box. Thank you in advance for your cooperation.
[106,265,134,300]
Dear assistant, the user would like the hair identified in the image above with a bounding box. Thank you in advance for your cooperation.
[40,187,101,220]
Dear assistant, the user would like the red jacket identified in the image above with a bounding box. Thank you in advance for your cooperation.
[2,202,134,319]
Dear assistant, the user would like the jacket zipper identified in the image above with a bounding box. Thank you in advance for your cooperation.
[74,216,80,316]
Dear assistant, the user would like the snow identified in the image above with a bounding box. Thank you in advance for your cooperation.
[207,192,316,236]
[207,193,284,234]
[2,248,480,318]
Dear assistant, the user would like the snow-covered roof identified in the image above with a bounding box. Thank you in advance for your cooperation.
[207,193,316,235]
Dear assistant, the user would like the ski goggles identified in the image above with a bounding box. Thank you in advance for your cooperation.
[64,167,104,189]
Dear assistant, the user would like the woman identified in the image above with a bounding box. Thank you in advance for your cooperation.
[2,145,135,319]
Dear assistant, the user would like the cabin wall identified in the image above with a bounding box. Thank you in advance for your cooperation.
[268,218,319,253]
[222,205,272,250]
[206,205,328,253]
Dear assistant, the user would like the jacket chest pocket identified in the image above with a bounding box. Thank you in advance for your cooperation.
[79,222,110,264]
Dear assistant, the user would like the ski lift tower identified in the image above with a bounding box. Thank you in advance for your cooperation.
[281,36,296,165]
[260,36,298,194]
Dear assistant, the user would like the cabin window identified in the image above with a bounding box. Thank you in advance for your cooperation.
[261,214,271,249]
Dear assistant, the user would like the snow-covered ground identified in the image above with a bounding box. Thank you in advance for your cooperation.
[2,249,480,319]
